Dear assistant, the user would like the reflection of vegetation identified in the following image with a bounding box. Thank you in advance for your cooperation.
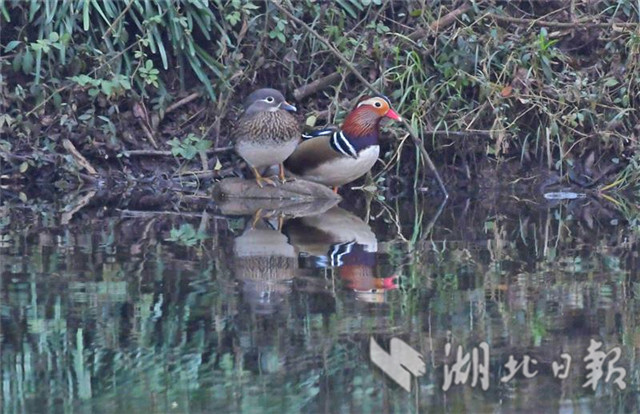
[0,194,639,412]
[167,223,208,247]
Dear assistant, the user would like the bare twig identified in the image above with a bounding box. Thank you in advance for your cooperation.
[61,190,97,225]
[409,2,474,40]
[293,72,342,101]
[0,151,57,163]
[122,146,233,157]
[102,0,135,39]
[123,149,173,157]
[417,194,448,243]
[132,101,159,148]
[486,12,639,29]
[424,130,492,137]
[270,0,448,199]
[166,92,202,114]
[62,139,98,175]
[118,209,230,219]
[172,171,218,181]
[136,118,159,149]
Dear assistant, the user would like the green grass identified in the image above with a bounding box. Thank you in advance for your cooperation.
[1,0,639,197]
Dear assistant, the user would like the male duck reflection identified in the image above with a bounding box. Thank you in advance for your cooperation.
[233,216,297,314]
[283,206,399,303]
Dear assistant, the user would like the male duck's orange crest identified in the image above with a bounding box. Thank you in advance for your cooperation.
[355,96,401,121]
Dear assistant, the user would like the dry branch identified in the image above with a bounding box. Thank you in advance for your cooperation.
[122,146,233,157]
[166,92,202,114]
[486,12,639,29]
[409,2,474,41]
[213,177,341,202]
[118,209,230,219]
[62,139,98,175]
[293,72,342,101]
[61,190,97,224]
[102,0,135,39]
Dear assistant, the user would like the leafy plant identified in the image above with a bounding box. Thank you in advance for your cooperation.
[166,223,208,247]
[167,134,212,161]
[69,74,132,99]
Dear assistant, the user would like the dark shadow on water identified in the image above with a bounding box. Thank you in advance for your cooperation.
[0,189,639,413]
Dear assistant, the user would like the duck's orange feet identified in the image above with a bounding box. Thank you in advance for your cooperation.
[250,208,264,228]
[251,167,278,188]
[277,163,295,184]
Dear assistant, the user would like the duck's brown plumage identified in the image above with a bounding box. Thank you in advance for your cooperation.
[235,110,300,149]
[283,135,335,173]
[233,88,301,185]
[233,218,297,314]
[283,95,400,189]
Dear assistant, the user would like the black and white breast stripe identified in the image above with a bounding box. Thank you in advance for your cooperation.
[330,131,358,158]
[329,241,356,267]
[302,129,333,140]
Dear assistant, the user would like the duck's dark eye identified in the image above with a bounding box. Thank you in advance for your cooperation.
[265,96,275,103]
[374,102,382,108]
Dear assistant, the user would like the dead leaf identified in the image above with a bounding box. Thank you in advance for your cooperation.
[133,101,147,120]
[305,115,317,127]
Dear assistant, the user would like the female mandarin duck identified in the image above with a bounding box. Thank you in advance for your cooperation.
[234,88,301,187]
[284,95,401,191]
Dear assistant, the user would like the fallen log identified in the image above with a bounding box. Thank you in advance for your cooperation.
[212,177,340,201]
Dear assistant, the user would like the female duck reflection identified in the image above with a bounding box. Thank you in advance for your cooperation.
[283,206,398,303]
[232,216,297,315]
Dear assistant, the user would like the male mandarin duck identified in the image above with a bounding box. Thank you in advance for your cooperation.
[233,88,301,187]
[284,95,401,191]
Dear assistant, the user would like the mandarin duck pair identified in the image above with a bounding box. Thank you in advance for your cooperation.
[233,88,401,191]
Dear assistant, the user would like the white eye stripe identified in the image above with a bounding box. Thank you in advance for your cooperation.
[357,98,386,108]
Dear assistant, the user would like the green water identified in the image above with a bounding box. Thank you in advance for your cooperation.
[0,193,638,413]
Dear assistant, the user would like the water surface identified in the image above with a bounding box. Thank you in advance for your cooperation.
[1,191,638,413]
